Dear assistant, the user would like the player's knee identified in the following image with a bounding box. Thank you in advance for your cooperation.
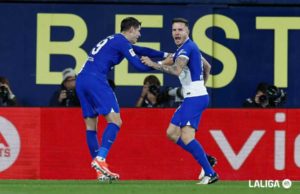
[166,129,178,142]
[181,126,195,144]
[106,115,122,127]
[181,133,194,145]
[114,119,122,128]
[84,117,98,130]
[117,119,122,127]
[166,130,173,140]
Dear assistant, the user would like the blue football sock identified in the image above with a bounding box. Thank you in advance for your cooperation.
[97,123,120,159]
[185,139,215,176]
[86,130,99,158]
[176,137,188,151]
[177,138,212,162]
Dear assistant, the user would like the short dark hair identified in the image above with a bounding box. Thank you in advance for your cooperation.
[120,17,141,32]
[172,18,189,28]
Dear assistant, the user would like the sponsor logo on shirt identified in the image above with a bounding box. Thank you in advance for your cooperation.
[129,49,136,57]
[178,49,187,56]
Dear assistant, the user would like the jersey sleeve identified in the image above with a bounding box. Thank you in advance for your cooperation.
[132,45,167,58]
[118,42,153,72]
[177,44,192,60]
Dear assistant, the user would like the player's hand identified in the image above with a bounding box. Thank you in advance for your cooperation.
[161,55,174,66]
[141,56,153,66]
[166,53,174,58]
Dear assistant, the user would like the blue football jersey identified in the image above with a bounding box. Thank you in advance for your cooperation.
[171,38,209,130]
[76,33,165,117]
[79,33,165,76]
[173,38,207,98]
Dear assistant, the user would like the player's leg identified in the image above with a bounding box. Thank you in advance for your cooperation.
[180,126,218,184]
[82,117,111,181]
[166,123,181,143]
[85,117,99,158]
[91,112,121,180]
[168,107,190,149]
[98,112,122,160]
[166,123,198,155]
[84,117,112,181]
[167,115,217,180]
[169,106,212,156]
[167,124,217,161]
[181,126,214,176]
[198,155,217,180]
[76,74,118,181]
[178,96,218,184]
[76,74,101,159]
[83,76,121,161]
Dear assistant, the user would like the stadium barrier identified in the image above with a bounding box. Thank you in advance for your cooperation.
[0,108,299,180]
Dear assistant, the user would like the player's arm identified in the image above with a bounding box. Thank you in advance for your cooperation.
[141,55,188,76]
[121,44,153,72]
[132,45,169,58]
[160,54,174,66]
[202,56,211,84]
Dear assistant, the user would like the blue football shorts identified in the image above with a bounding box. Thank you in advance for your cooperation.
[76,73,120,118]
[171,95,209,130]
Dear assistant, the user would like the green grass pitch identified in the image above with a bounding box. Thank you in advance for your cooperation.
[0,180,299,194]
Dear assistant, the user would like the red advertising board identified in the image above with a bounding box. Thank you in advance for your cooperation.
[0,108,41,179]
[0,108,299,180]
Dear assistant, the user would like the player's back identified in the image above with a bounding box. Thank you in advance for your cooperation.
[80,34,129,76]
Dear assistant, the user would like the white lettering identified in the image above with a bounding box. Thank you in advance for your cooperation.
[295,134,300,167]
[275,130,285,170]
[210,130,265,169]
[249,180,254,187]
[249,180,281,188]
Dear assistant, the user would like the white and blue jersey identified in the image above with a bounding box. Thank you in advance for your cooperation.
[171,38,209,130]
[76,33,165,118]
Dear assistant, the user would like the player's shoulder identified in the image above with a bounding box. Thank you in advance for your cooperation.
[110,33,124,43]
[181,39,198,51]
[115,33,130,43]
[113,33,123,39]
[176,40,195,56]
[110,33,130,48]
[187,39,200,50]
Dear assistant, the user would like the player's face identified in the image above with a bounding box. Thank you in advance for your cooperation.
[172,22,189,46]
[129,26,141,44]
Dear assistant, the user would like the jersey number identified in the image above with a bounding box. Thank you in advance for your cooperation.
[91,35,114,55]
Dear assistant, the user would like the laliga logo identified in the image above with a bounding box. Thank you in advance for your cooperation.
[248,179,292,189]
[0,116,20,172]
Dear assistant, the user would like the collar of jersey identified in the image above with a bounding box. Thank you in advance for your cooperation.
[176,38,190,51]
